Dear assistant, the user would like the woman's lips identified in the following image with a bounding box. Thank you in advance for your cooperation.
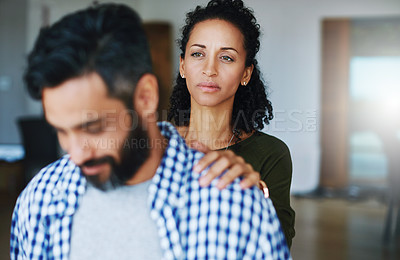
[197,82,220,92]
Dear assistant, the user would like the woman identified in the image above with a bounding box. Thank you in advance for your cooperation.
[168,0,295,247]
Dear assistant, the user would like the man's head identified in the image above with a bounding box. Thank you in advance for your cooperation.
[25,4,159,188]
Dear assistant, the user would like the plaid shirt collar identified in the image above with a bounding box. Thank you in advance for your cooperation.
[29,121,188,217]
[44,121,186,213]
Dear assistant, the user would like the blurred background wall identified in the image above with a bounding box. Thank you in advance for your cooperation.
[1,0,399,194]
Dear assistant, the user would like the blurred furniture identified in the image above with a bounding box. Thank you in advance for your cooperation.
[382,133,400,245]
[17,116,59,184]
[320,19,350,188]
[143,22,172,120]
[0,144,24,163]
[0,144,24,199]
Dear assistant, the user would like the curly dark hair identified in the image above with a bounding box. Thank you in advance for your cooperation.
[168,0,273,135]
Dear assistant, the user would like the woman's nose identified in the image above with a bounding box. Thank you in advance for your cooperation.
[202,57,218,77]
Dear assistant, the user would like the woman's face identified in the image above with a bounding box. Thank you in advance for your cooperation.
[180,19,253,109]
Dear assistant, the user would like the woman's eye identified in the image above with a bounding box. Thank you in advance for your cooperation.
[221,56,234,62]
[191,52,203,57]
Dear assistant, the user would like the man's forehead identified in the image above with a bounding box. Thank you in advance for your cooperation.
[42,73,130,130]
[43,73,108,97]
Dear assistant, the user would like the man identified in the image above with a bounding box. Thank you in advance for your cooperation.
[10,3,290,259]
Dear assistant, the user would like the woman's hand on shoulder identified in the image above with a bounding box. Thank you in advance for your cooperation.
[189,140,260,190]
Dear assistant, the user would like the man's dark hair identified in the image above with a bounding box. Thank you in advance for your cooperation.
[24,3,153,108]
[168,0,273,135]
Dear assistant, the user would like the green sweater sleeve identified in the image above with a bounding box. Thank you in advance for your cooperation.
[259,138,295,248]
[229,132,295,248]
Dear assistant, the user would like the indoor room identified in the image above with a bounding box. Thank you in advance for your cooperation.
[1,0,399,259]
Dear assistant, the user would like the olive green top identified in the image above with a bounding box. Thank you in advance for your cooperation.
[226,131,295,248]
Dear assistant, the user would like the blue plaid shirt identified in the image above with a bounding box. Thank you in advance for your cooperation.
[10,121,291,259]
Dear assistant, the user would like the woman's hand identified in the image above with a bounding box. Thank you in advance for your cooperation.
[258,180,269,198]
[189,140,260,190]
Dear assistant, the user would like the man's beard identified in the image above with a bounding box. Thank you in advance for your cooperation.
[82,126,150,190]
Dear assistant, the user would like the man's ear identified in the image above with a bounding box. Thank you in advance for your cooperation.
[133,74,159,121]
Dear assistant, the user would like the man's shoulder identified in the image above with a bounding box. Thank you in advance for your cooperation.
[178,166,291,259]
[24,156,77,188]
[156,122,279,223]
[179,149,270,215]
[14,156,82,215]
[184,168,268,210]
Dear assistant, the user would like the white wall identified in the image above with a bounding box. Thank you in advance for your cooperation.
[23,0,400,192]
[0,0,28,143]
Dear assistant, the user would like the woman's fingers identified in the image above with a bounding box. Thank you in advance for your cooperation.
[194,150,260,190]
[200,153,233,187]
[217,162,258,190]
[193,151,221,173]
[238,168,260,189]
[258,180,269,198]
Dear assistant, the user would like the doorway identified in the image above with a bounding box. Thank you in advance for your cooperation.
[320,16,400,191]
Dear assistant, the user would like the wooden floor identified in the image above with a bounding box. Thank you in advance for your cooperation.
[0,192,15,260]
[291,196,400,260]
[1,193,399,259]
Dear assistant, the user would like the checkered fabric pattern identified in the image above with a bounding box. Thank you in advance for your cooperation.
[11,121,291,259]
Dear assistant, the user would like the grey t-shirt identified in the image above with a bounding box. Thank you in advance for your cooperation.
[69,180,162,259]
